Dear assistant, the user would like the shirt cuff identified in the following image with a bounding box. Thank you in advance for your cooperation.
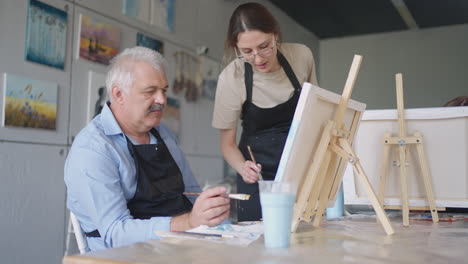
[150,216,172,240]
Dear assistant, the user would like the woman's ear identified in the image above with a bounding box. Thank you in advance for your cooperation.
[275,34,281,50]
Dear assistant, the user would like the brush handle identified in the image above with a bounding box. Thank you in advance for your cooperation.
[247,145,257,164]
[183,192,201,196]
[183,192,250,200]
[247,145,263,181]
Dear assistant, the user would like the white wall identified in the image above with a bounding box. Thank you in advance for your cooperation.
[319,24,468,109]
[0,0,319,263]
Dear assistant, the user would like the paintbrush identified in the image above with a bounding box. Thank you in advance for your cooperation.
[247,145,264,181]
[183,192,251,200]
[172,231,235,238]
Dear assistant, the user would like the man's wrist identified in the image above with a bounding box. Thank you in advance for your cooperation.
[186,212,193,229]
[170,212,193,231]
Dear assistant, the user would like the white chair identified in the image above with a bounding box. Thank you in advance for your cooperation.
[66,211,90,254]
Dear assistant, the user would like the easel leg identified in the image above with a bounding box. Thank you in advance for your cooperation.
[339,139,395,235]
[398,145,410,226]
[378,132,393,206]
[291,121,334,232]
[303,151,332,222]
[414,132,439,223]
[313,151,339,227]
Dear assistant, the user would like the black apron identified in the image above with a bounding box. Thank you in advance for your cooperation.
[86,128,193,237]
[237,51,302,221]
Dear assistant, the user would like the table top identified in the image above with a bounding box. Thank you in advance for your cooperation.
[63,216,468,264]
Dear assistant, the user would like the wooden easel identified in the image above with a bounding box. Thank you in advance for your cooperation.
[291,55,395,235]
[377,73,439,226]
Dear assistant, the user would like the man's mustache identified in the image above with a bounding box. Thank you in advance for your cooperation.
[148,103,165,112]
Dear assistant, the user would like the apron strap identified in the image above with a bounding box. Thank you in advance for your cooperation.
[244,62,254,103]
[277,51,302,92]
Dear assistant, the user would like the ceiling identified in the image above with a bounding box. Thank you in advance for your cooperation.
[269,0,468,39]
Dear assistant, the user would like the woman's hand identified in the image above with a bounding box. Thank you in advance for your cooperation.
[240,161,262,184]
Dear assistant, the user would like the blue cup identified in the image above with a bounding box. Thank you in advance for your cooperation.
[326,184,344,219]
[259,181,296,248]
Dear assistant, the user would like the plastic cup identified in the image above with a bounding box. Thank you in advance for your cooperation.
[326,184,344,219]
[259,180,296,248]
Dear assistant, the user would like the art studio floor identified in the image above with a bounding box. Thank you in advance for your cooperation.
[65,211,468,264]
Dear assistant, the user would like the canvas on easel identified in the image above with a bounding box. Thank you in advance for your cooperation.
[276,55,395,235]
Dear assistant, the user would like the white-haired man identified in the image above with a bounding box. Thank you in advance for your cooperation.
[65,47,230,251]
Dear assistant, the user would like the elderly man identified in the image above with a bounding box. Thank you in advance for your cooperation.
[65,47,230,251]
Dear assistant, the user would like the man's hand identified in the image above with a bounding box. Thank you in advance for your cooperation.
[171,187,230,231]
[188,186,230,228]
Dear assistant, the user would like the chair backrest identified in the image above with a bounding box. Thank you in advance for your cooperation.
[69,211,90,254]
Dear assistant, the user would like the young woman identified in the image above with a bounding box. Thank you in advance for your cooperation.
[212,2,318,221]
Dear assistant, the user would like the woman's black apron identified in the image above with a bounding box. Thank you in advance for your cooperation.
[86,128,193,237]
[237,51,302,222]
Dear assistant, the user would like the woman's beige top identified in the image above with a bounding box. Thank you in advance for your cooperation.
[212,43,318,129]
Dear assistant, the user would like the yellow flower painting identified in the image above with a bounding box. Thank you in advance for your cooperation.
[3,73,57,130]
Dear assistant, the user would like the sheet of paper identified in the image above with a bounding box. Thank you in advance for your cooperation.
[155,222,263,246]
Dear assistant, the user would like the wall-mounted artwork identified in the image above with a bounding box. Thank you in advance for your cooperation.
[78,14,121,65]
[25,0,67,70]
[2,73,58,130]
[201,58,222,101]
[122,0,151,23]
[151,0,174,32]
[162,97,180,138]
[87,71,107,122]
[172,50,202,102]
[136,32,164,54]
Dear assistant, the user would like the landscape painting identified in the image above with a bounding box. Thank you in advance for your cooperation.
[78,14,121,65]
[3,73,58,130]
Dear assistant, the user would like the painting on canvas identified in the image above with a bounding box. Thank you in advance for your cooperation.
[25,0,67,70]
[78,14,120,65]
[150,0,174,32]
[122,0,151,23]
[136,32,164,54]
[87,71,107,122]
[162,97,180,138]
[2,73,58,130]
[201,58,221,101]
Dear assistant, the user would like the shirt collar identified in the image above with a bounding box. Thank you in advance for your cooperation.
[100,101,125,136]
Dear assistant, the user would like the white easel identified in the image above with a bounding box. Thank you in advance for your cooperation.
[377,73,439,226]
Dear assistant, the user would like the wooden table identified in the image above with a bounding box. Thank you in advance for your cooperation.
[64,216,468,264]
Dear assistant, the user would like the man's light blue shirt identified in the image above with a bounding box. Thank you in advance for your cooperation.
[64,103,201,251]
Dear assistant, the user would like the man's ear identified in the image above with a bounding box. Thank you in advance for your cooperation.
[111,85,123,104]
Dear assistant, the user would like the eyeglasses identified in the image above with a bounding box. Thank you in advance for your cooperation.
[235,39,276,62]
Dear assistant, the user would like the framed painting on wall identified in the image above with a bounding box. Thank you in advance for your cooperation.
[87,71,107,122]
[201,57,221,101]
[136,32,164,54]
[150,0,174,32]
[25,0,68,70]
[162,97,180,139]
[2,73,58,130]
[78,14,121,65]
[122,0,152,24]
